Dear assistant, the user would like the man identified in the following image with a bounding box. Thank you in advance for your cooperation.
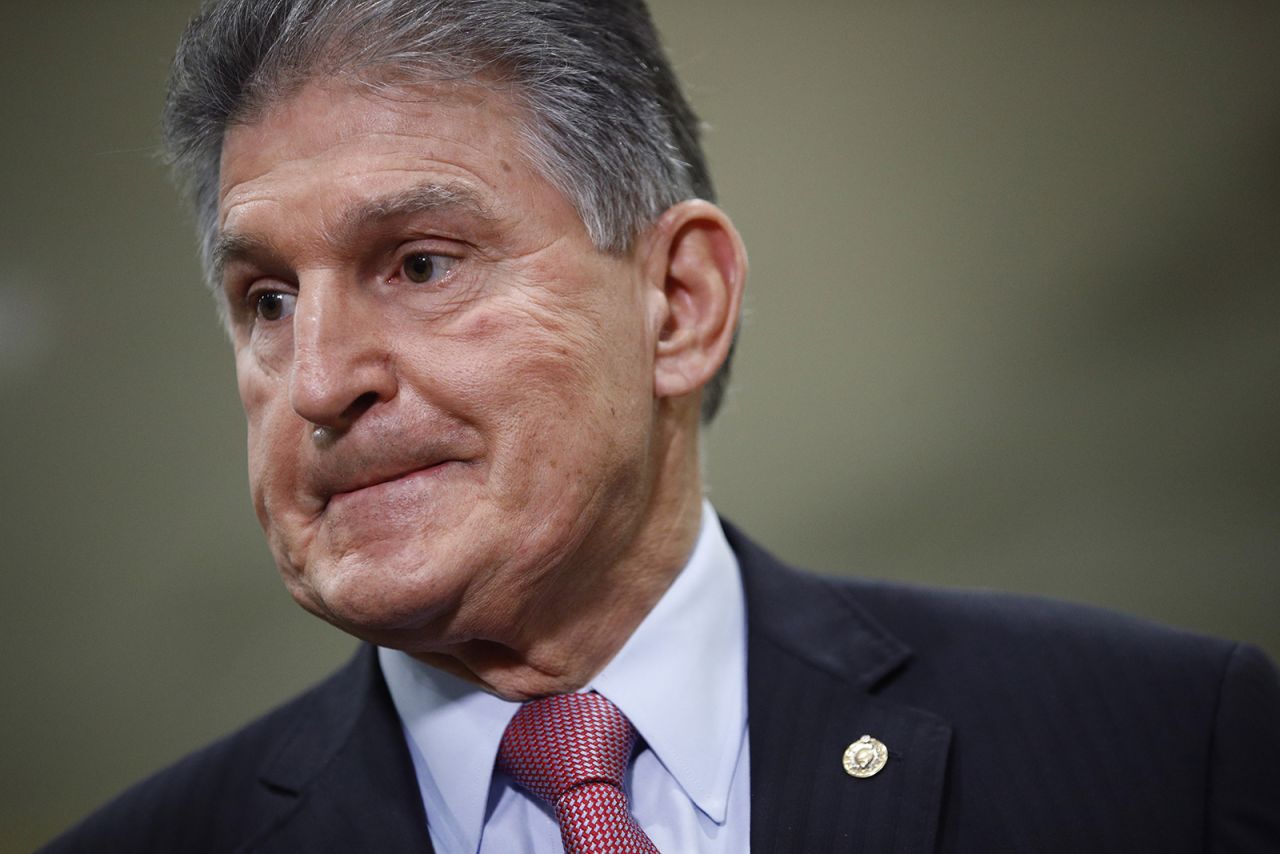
[45,0,1280,852]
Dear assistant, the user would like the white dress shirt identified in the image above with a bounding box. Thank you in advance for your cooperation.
[379,502,750,853]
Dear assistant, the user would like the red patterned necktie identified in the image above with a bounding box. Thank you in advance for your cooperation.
[497,692,661,854]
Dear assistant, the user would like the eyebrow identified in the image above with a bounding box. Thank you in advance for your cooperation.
[210,181,498,282]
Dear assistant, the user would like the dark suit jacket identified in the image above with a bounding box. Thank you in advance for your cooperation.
[43,523,1280,852]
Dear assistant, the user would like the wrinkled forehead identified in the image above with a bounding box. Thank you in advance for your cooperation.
[218,74,532,203]
[210,74,594,288]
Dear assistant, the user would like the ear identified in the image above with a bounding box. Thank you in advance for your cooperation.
[643,200,747,404]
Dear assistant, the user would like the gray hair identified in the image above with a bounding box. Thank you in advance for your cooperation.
[162,0,734,421]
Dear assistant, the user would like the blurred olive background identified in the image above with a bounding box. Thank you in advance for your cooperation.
[4,2,1278,849]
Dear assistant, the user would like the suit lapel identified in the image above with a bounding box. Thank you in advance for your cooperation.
[246,646,435,854]
[729,524,952,854]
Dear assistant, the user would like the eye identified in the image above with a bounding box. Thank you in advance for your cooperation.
[399,252,458,285]
[255,291,297,322]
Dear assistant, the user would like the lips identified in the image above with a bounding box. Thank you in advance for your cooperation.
[295,418,479,514]
[303,447,467,513]
[327,460,448,501]
[326,462,454,507]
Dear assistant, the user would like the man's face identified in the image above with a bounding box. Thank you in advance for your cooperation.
[217,80,664,652]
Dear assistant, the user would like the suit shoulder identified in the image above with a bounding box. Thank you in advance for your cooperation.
[726,517,1247,689]
[819,572,1261,740]
[837,573,1237,671]
[40,647,370,853]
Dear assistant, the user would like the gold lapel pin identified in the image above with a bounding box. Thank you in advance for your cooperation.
[842,734,889,778]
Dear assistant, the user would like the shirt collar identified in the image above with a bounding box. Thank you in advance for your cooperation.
[378,501,746,851]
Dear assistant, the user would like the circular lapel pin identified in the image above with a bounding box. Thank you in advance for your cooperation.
[842,734,889,778]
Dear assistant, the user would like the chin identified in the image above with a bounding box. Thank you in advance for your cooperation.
[282,544,467,642]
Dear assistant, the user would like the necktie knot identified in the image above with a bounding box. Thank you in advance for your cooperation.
[497,692,638,805]
[497,692,660,853]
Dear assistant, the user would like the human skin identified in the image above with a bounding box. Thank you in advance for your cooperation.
[216,78,745,699]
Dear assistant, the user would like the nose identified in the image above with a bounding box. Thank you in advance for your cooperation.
[288,276,396,435]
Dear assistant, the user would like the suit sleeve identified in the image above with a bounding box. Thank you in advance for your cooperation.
[1207,642,1280,853]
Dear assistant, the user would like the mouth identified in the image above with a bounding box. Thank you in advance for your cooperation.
[324,460,462,511]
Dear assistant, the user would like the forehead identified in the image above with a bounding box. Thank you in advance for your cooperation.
[217,77,561,234]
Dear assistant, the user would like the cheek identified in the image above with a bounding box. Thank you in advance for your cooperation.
[506,272,650,400]
[235,353,297,511]
[401,285,613,413]
[235,346,273,416]
[482,323,616,430]
[487,319,651,486]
